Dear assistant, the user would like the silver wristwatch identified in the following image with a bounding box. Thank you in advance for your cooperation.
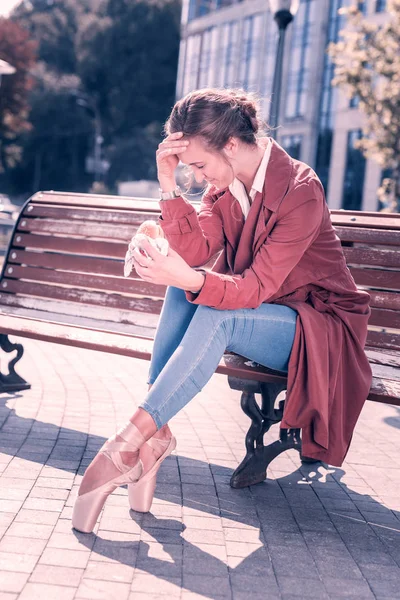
[159,186,182,201]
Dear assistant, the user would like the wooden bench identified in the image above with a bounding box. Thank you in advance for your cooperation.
[0,191,399,488]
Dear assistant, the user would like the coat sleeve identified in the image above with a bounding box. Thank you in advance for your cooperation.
[185,180,324,309]
[158,191,225,267]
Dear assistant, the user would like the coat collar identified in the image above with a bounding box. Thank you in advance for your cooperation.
[259,138,293,212]
[208,138,293,213]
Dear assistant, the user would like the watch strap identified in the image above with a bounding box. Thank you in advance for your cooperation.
[159,186,182,201]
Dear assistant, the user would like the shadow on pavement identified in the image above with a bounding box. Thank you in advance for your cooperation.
[2,391,400,598]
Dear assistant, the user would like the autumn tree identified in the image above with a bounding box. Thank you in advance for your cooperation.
[328,1,400,210]
[0,18,37,174]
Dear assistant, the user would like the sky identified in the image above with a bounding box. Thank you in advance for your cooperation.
[0,0,21,17]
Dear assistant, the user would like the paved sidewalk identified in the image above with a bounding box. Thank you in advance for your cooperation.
[0,339,399,600]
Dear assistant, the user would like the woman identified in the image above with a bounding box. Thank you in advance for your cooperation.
[72,88,372,533]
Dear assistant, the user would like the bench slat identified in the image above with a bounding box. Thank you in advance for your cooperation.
[366,329,400,351]
[11,233,127,258]
[23,204,156,226]
[0,295,159,329]
[2,265,165,298]
[330,213,400,229]
[17,217,138,241]
[343,247,400,268]
[368,290,400,311]
[0,281,163,314]
[369,308,400,329]
[8,250,125,277]
[350,267,400,290]
[335,226,400,245]
[365,347,400,368]
[31,191,161,212]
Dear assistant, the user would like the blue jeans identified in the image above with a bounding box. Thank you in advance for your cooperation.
[140,287,297,429]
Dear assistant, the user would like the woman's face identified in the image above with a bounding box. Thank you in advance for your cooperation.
[177,136,234,190]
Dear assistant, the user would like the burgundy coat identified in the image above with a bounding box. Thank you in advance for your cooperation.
[159,139,372,466]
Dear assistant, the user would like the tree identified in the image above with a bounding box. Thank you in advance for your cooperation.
[8,66,93,195]
[12,0,99,75]
[76,0,181,163]
[328,1,400,210]
[0,18,37,174]
[7,0,181,195]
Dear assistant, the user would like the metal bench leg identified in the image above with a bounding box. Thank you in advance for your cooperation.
[229,377,302,488]
[0,334,31,393]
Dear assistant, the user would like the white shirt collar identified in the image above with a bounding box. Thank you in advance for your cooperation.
[229,138,272,220]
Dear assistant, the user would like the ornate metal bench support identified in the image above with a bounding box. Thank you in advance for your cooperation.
[0,334,31,393]
[229,376,301,488]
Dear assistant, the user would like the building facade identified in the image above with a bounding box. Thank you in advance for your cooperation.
[175,0,389,211]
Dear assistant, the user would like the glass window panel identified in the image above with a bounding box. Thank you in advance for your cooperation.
[282,135,303,160]
[342,129,366,210]
[285,0,315,119]
[315,0,345,196]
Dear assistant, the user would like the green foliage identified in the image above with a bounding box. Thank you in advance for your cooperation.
[328,0,400,208]
[8,67,92,195]
[77,0,180,137]
[5,0,180,196]
[0,18,37,174]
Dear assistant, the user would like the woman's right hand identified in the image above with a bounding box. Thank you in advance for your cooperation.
[156,131,189,190]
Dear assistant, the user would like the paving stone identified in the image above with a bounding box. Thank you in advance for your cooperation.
[5,522,54,540]
[18,583,76,599]
[276,576,329,598]
[14,509,59,525]
[0,537,47,556]
[368,579,400,597]
[131,573,182,595]
[0,551,38,573]
[230,573,280,596]
[322,577,375,598]
[0,571,29,593]
[39,547,90,569]
[84,561,134,583]
[29,564,84,586]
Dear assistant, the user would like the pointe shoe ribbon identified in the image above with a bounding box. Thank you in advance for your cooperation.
[128,435,177,513]
[100,439,144,479]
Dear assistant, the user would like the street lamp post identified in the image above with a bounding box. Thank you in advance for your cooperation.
[75,96,104,183]
[268,0,300,138]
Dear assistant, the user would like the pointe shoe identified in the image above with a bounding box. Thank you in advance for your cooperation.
[128,435,176,513]
[72,422,145,533]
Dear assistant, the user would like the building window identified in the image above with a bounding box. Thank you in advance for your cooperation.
[240,14,263,92]
[261,10,278,119]
[199,28,216,88]
[182,34,201,95]
[282,135,302,160]
[375,0,386,11]
[349,95,360,108]
[285,0,315,120]
[219,21,239,87]
[357,1,367,14]
[342,130,366,210]
[187,0,236,23]
[176,39,187,99]
[315,0,346,196]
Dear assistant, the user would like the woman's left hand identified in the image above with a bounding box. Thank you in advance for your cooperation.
[132,238,205,293]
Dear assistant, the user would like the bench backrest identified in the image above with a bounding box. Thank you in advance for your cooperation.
[1,192,400,351]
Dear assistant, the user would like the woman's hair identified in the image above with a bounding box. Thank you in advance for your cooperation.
[164,87,267,151]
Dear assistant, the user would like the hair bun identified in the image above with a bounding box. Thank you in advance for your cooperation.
[236,99,258,133]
